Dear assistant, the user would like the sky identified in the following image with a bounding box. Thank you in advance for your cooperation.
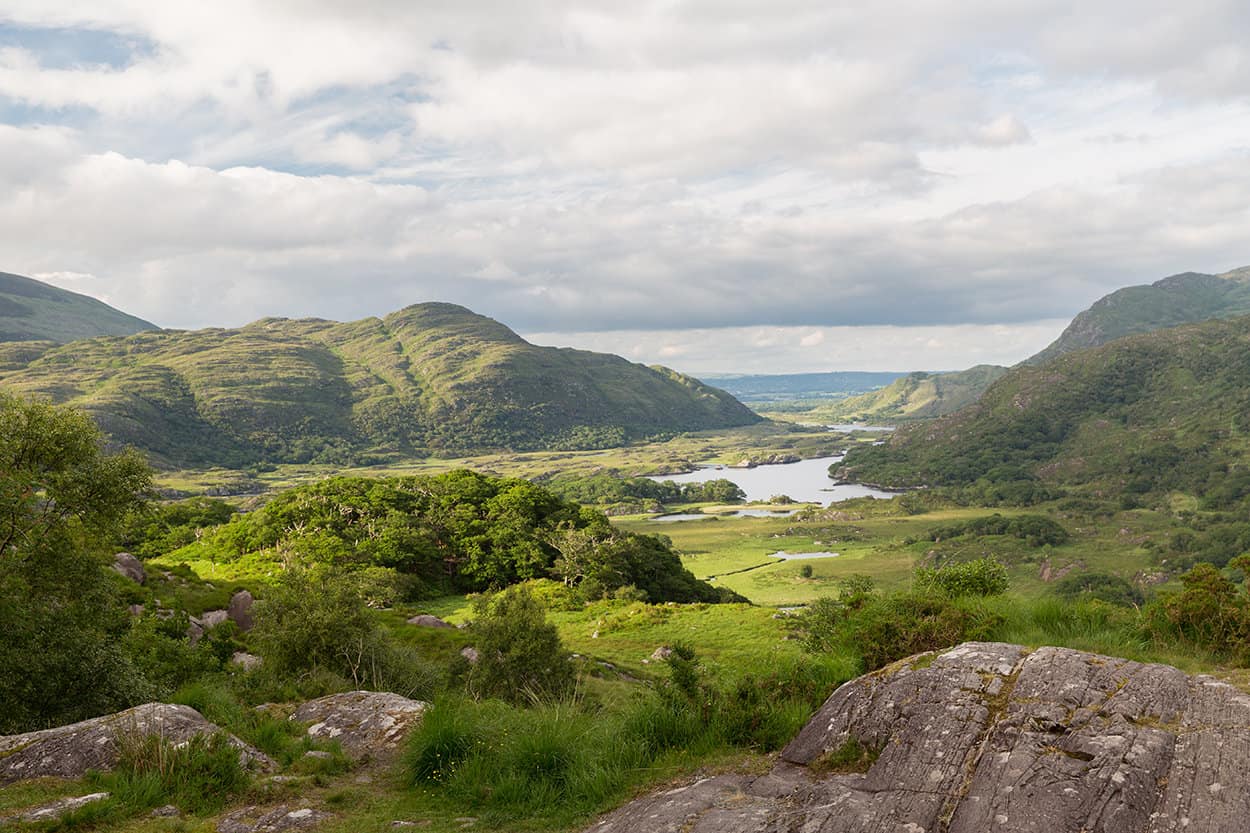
[0,1,1247,374]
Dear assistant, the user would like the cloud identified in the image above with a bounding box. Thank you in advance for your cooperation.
[0,2,1247,372]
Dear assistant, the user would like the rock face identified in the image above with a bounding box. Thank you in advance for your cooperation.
[1,792,111,823]
[0,703,274,785]
[217,805,332,833]
[112,552,146,584]
[289,691,428,761]
[586,642,1250,833]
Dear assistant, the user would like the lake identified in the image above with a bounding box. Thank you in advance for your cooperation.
[648,454,895,505]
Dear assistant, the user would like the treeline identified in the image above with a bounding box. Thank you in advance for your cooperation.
[543,473,746,508]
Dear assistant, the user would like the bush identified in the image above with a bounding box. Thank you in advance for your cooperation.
[914,558,1009,597]
[464,586,575,704]
[1052,572,1144,608]
[252,567,436,699]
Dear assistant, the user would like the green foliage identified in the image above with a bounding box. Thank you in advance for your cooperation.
[544,473,746,508]
[183,471,727,602]
[0,394,154,732]
[121,614,227,695]
[1145,560,1250,662]
[118,497,237,559]
[808,365,1008,423]
[1052,572,1144,608]
[92,732,248,815]
[0,302,758,465]
[914,558,1009,597]
[464,586,575,704]
[923,514,1069,547]
[251,567,437,700]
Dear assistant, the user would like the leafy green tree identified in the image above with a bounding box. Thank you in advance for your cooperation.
[0,394,153,731]
[465,586,575,704]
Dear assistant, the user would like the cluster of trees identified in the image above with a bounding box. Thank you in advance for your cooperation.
[922,514,1070,547]
[543,474,746,509]
[184,471,734,603]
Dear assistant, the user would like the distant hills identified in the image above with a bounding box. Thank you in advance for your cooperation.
[803,365,1007,423]
[840,313,1250,498]
[0,302,759,467]
[0,271,156,343]
[1026,265,1250,365]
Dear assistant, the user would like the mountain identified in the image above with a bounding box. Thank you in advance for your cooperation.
[809,365,1007,423]
[0,302,759,467]
[0,271,156,343]
[839,313,1250,498]
[1026,265,1250,365]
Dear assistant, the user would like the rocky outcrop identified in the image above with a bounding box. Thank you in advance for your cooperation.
[289,691,427,762]
[112,552,146,584]
[217,805,332,833]
[406,614,452,628]
[0,792,111,823]
[0,703,274,785]
[586,642,1250,833]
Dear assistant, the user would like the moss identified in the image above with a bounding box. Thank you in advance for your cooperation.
[810,739,880,775]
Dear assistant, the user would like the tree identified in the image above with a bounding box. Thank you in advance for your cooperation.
[0,394,153,732]
[465,586,574,704]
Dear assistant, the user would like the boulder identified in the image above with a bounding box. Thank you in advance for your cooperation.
[290,691,428,762]
[1,792,111,823]
[460,646,479,664]
[231,651,264,671]
[586,642,1250,833]
[112,552,146,584]
[229,590,255,631]
[217,805,332,833]
[0,703,274,785]
[200,609,230,628]
[407,614,452,629]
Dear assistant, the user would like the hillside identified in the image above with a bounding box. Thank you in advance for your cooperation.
[0,271,156,343]
[1027,265,1250,365]
[0,302,759,467]
[798,365,1007,423]
[839,313,1250,499]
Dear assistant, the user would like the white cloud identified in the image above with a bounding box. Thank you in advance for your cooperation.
[0,2,1247,372]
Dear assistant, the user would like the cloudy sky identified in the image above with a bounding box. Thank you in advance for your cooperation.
[0,1,1247,373]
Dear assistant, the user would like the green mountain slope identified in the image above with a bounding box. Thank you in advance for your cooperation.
[0,302,759,467]
[1027,265,1250,365]
[0,271,156,342]
[808,365,1007,423]
[840,314,1250,498]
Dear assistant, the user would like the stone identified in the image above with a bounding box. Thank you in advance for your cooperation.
[229,590,256,631]
[649,646,673,661]
[460,646,479,664]
[200,609,230,628]
[586,642,1250,833]
[151,805,180,817]
[1,792,110,823]
[231,651,263,671]
[0,702,275,785]
[407,614,453,628]
[290,691,428,762]
[217,805,331,833]
[112,552,145,584]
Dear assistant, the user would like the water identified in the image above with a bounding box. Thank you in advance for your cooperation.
[825,423,895,433]
[771,550,840,560]
[649,455,895,505]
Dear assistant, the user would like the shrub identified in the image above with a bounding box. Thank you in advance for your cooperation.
[1052,572,1144,608]
[464,586,575,704]
[914,558,1009,597]
[94,732,248,815]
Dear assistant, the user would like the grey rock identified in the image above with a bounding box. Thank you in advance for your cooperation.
[112,552,145,584]
[649,646,673,661]
[290,691,428,761]
[586,642,1250,833]
[217,805,331,833]
[229,590,255,631]
[150,805,180,817]
[2,792,110,823]
[0,702,275,785]
[460,646,479,664]
[231,651,263,671]
[407,614,453,628]
[200,609,230,628]
[128,604,145,617]
[303,750,332,760]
